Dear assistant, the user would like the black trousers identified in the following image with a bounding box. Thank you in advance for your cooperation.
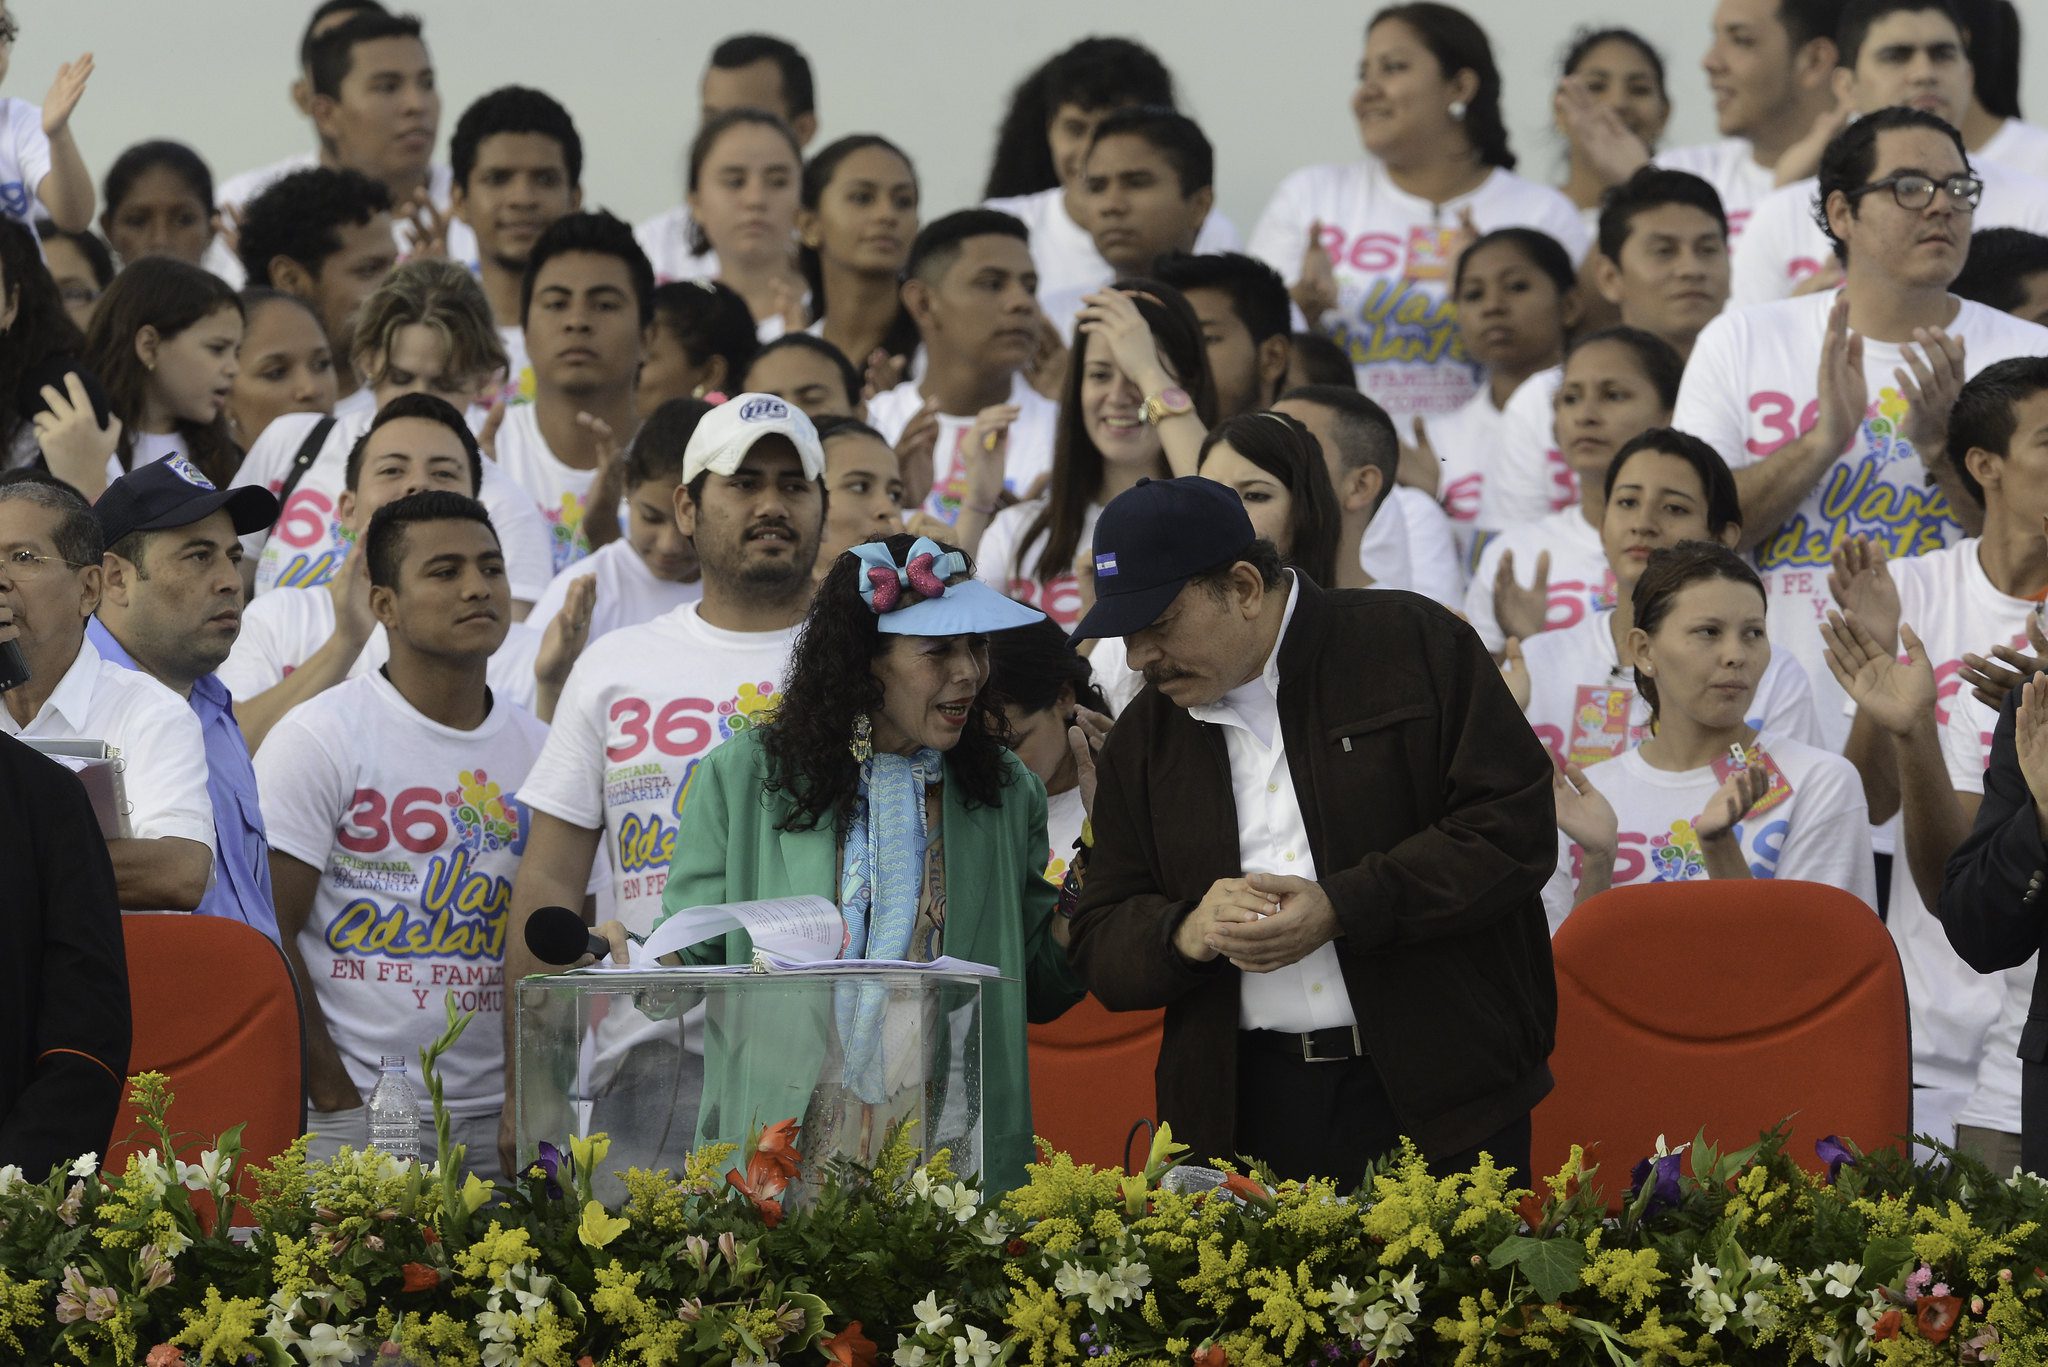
[1235,1030,1533,1191]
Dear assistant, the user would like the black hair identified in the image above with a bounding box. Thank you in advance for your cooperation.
[1597,167,1728,263]
[0,468,105,567]
[1602,426,1743,536]
[1152,252,1290,346]
[1630,541,1767,721]
[1836,0,1962,67]
[1565,325,1686,410]
[814,414,889,447]
[652,279,760,385]
[982,38,1177,199]
[763,532,1018,834]
[1025,278,1216,587]
[1277,384,1399,506]
[308,11,425,101]
[1288,332,1358,389]
[988,617,1110,717]
[797,135,921,364]
[905,208,1030,288]
[709,33,816,119]
[685,109,804,257]
[1453,227,1578,297]
[624,397,714,488]
[520,210,656,328]
[1197,412,1344,588]
[238,285,327,332]
[299,0,388,69]
[1948,356,2048,506]
[451,85,583,190]
[35,221,115,291]
[0,220,89,454]
[743,334,864,410]
[1085,105,1214,195]
[344,391,483,494]
[236,166,392,284]
[1814,106,1971,264]
[1186,538,1288,597]
[102,141,215,221]
[364,489,497,591]
[1952,228,2048,315]
[1560,27,1669,102]
[81,258,245,485]
[1783,0,1854,49]
[1953,0,2020,118]
[1370,3,1516,170]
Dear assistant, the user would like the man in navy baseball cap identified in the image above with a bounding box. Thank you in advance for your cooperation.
[89,455,284,939]
[1067,469,1557,1194]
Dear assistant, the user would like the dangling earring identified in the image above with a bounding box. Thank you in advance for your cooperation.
[850,712,874,762]
[1448,99,1468,121]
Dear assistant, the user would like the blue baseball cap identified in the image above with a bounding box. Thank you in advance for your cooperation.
[1069,476,1255,641]
[94,453,280,548]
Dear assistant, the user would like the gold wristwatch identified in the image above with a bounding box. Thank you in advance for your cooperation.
[1141,386,1193,425]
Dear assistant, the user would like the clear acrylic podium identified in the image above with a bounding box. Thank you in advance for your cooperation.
[514,963,989,1202]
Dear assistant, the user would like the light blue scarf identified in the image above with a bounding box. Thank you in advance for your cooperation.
[835,745,943,1102]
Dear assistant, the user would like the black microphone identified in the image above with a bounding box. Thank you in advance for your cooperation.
[0,639,28,694]
[524,904,612,966]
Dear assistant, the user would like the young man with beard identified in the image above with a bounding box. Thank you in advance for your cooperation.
[502,395,826,1173]
[449,86,583,403]
[90,460,282,938]
[257,490,545,1178]
[495,211,652,574]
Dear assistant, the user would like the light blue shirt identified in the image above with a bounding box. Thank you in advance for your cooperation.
[87,618,277,942]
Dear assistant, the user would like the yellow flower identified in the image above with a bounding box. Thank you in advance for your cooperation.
[1583,1246,1667,1314]
[170,1286,268,1364]
[579,1199,631,1250]
[459,1171,494,1213]
[569,1132,612,1176]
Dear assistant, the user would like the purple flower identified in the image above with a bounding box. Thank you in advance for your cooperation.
[526,1140,566,1200]
[1627,1152,1683,1217]
[1815,1135,1857,1183]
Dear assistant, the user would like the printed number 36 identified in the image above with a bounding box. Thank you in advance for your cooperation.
[338,787,449,854]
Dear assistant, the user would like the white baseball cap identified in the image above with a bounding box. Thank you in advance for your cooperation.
[680,392,826,484]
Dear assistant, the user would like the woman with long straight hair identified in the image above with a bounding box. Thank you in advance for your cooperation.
[82,255,244,487]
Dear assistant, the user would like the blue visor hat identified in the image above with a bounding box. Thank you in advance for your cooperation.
[852,537,1045,635]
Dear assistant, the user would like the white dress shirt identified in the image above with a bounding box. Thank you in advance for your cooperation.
[0,634,216,855]
[1187,575,1357,1033]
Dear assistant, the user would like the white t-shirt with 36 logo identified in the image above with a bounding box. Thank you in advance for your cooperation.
[974,498,1100,632]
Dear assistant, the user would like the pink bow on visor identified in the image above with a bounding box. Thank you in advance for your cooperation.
[855,537,965,615]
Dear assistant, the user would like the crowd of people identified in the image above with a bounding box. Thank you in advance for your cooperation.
[8,0,2048,1189]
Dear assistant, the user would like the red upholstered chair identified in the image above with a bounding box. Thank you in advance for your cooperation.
[1028,996,1164,1171]
[1532,880,1911,1206]
[107,915,306,1182]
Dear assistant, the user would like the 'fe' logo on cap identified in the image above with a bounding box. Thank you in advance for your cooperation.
[1094,552,1118,578]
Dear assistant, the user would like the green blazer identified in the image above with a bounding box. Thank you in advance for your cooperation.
[657,730,1082,1193]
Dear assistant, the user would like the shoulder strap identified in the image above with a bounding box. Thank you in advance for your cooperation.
[273,416,337,507]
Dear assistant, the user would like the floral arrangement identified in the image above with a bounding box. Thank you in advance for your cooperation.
[4,997,2048,1365]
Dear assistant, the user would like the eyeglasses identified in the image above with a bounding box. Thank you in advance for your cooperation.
[1846,173,1983,212]
[0,548,92,577]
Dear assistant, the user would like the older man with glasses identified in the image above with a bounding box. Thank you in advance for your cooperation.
[0,469,216,912]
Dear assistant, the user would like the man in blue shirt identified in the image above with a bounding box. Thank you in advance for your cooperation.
[91,457,281,940]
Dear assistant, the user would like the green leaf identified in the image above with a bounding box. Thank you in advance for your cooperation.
[1861,1235,1915,1283]
[1488,1233,1588,1304]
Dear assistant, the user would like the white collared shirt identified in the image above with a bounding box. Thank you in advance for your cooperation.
[0,634,216,853]
[1188,575,1357,1033]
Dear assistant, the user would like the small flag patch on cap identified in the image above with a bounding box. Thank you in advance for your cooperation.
[165,453,215,490]
[1094,552,1118,578]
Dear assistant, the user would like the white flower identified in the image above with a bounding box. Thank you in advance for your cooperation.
[913,1292,954,1336]
[896,1348,930,1367]
[68,1153,97,1178]
[297,1322,360,1366]
[1106,1256,1151,1301]
[973,1211,1009,1246]
[952,1325,997,1367]
[1824,1262,1863,1299]
[131,1151,173,1200]
[1748,1254,1781,1280]
[1384,1267,1423,1315]
[1684,1256,1720,1297]
[931,1181,980,1223]
[1699,1290,1737,1334]
[1741,1290,1780,1331]
[1053,1262,1089,1299]
[176,1148,231,1193]
[910,1167,935,1199]
[1820,1334,1850,1367]
[476,1303,522,1343]
[1326,1275,1359,1311]
[0,1163,22,1194]
[158,1225,192,1258]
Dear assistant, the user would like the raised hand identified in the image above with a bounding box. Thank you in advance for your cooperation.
[535,574,596,721]
[1826,535,1899,651]
[1773,81,1856,187]
[1554,762,1618,857]
[1398,415,1441,495]
[961,403,1021,514]
[1694,761,1771,843]
[477,397,507,458]
[1067,706,1113,820]
[328,537,378,647]
[1292,219,1338,321]
[1075,289,1173,395]
[2015,674,2048,812]
[1821,611,1936,739]
[1811,292,1868,460]
[1553,76,1651,186]
[42,53,94,136]
[400,187,450,261]
[894,397,940,509]
[1494,549,1552,643]
[1960,609,2048,712]
[1024,306,1069,402]
[33,373,120,500]
[861,348,907,406]
[1500,635,1532,710]
[1895,326,1968,460]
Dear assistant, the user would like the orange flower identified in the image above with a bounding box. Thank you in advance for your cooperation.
[821,1320,878,1367]
[400,1262,441,1293]
[726,1166,785,1228]
[1917,1295,1962,1345]
[752,1118,803,1186]
[420,1226,441,1246]
[1192,1346,1229,1367]
[1871,1308,1903,1341]
[144,1348,187,1367]
[1515,1193,1548,1230]
[1220,1173,1270,1205]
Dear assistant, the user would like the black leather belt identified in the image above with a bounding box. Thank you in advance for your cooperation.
[1243,1025,1366,1063]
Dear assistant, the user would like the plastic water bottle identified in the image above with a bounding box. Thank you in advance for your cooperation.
[365,1055,421,1163]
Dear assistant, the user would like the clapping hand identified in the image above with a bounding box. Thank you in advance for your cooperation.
[894,397,941,510]
[1894,326,1967,461]
[1826,536,1899,652]
[1494,549,1552,643]
[1820,610,1935,739]
[399,188,450,261]
[1959,610,2048,712]
[1292,219,1338,320]
[1811,292,1867,460]
[1398,416,1441,495]
[42,53,94,136]
[1067,707,1112,820]
[1554,762,1618,857]
[33,372,119,500]
[1553,75,1651,187]
[1694,761,1771,843]
[2015,674,2048,811]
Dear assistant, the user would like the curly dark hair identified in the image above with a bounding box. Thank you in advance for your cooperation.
[235,166,392,284]
[761,531,1019,834]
